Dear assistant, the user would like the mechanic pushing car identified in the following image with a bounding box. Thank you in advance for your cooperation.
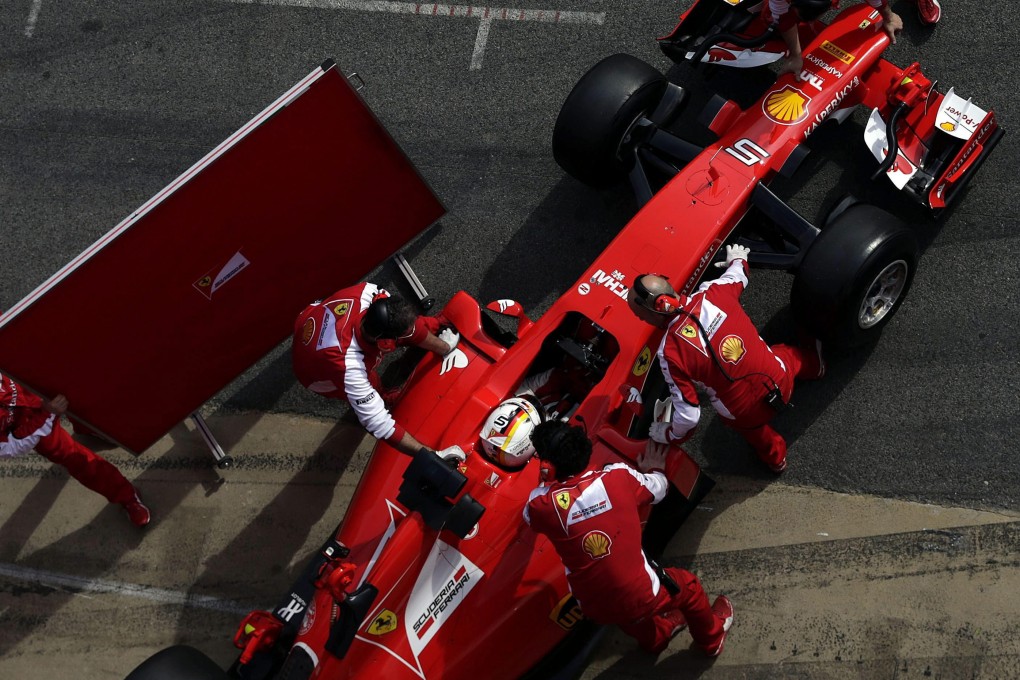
[0,373,151,527]
[292,281,461,457]
[628,245,825,473]
[524,420,733,656]
[768,0,939,78]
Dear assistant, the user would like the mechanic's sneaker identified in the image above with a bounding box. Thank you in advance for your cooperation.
[122,492,151,527]
[767,456,788,474]
[702,596,734,658]
[664,608,688,638]
[913,0,941,25]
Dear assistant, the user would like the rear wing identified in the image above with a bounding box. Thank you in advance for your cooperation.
[0,60,444,453]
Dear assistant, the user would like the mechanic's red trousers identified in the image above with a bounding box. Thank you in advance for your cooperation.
[618,567,724,654]
[35,426,136,505]
[724,342,823,468]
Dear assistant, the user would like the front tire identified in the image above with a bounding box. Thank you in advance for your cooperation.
[125,646,228,680]
[552,54,667,187]
[792,204,919,348]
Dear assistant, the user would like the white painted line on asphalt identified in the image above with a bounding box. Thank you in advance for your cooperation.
[223,0,606,69]
[24,0,43,37]
[0,562,254,615]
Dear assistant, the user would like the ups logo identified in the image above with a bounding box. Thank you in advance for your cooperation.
[549,593,584,631]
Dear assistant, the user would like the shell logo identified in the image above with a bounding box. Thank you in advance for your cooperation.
[940,121,957,132]
[556,491,572,510]
[720,335,745,364]
[367,609,397,635]
[582,530,612,560]
[764,85,810,125]
[301,318,315,345]
[681,324,698,339]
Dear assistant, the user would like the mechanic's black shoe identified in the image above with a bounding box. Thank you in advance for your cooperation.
[702,596,734,658]
[123,492,151,527]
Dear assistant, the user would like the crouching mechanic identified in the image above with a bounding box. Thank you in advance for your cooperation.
[628,245,825,472]
[523,420,733,656]
[1,374,150,527]
[292,282,461,457]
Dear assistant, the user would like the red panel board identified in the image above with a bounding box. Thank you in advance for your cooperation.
[0,62,445,453]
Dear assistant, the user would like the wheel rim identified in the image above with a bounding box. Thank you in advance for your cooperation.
[858,259,909,329]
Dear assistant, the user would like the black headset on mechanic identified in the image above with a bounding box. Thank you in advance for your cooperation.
[630,273,786,411]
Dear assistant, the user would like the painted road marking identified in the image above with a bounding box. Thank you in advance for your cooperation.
[25,0,43,37]
[224,1,606,70]
[0,562,255,615]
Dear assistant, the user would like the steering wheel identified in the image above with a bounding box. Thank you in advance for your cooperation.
[556,335,609,373]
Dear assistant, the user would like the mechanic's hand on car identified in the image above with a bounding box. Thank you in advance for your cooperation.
[638,440,670,474]
[438,328,460,355]
[435,444,467,465]
[648,421,675,445]
[777,53,803,80]
[714,243,751,269]
[43,394,69,416]
[881,9,903,44]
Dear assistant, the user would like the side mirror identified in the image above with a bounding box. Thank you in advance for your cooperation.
[617,384,644,418]
[485,299,535,336]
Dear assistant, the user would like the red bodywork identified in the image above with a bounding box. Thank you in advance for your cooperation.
[233,6,1003,679]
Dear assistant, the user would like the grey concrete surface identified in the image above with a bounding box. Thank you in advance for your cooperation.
[1,0,1018,678]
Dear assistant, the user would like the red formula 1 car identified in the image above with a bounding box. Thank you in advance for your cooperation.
[556,0,1002,346]
[125,3,1001,679]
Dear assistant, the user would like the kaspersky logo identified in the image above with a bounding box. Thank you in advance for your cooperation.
[764,85,811,125]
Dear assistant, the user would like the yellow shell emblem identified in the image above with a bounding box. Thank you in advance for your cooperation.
[582,531,612,560]
[632,347,652,376]
[555,491,572,510]
[333,301,350,317]
[367,609,397,635]
[720,335,745,364]
[940,121,957,132]
[301,318,315,345]
[681,325,698,339]
[764,86,809,124]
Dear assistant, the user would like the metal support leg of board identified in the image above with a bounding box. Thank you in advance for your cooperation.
[191,412,234,469]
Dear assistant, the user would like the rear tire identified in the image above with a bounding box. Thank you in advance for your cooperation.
[552,54,667,187]
[792,204,919,348]
[125,646,228,680]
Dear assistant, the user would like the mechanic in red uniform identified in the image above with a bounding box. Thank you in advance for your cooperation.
[523,420,733,656]
[769,0,906,77]
[292,282,460,457]
[628,245,825,472]
[1,374,150,527]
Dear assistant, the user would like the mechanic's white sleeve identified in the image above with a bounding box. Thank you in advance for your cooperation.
[657,336,702,441]
[605,463,670,505]
[516,368,553,397]
[768,0,792,19]
[0,413,56,458]
[343,340,396,441]
[697,259,748,296]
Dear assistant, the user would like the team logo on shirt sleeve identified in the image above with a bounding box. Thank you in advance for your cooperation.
[333,301,350,317]
[555,491,572,510]
[301,318,315,345]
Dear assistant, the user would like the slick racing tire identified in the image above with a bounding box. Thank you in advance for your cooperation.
[552,54,667,187]
[124,645,228,680]
[792,204,919,348]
